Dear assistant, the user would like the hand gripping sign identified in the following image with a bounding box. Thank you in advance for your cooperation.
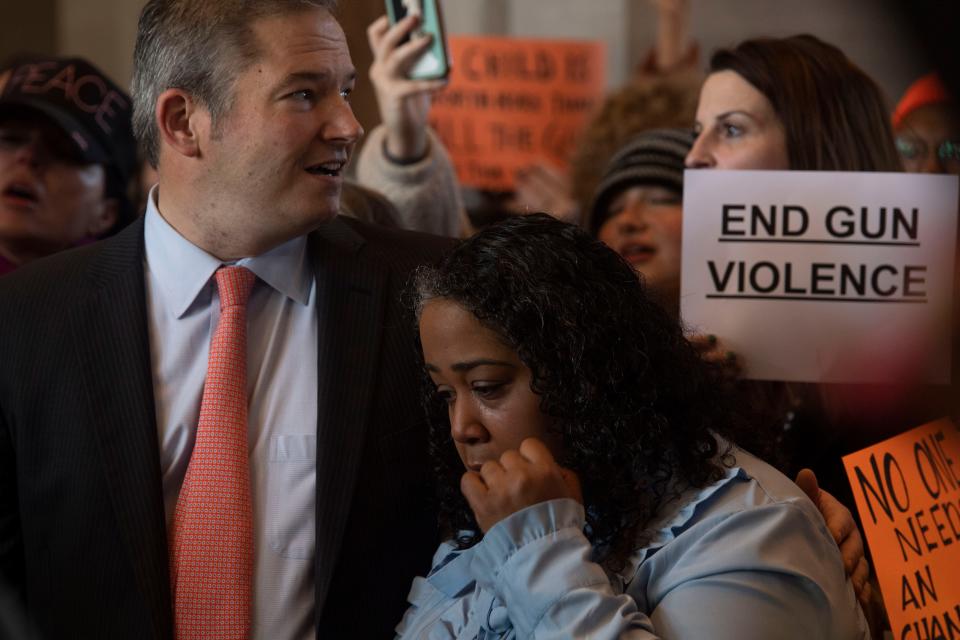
[843,420,960,640]
[680,170,958,383]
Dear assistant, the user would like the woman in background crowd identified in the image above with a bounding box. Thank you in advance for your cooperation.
[569,76,700,222]
[683,34,921,447]
[891,72,960,428]
[397,214,869,639]
[587,128,693,315]
[686,35,901,172]
[683,38,950,634]
[892,73,960,177]
[685,33,947,432]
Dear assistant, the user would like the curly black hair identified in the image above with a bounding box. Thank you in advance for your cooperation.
[412,214,742,569]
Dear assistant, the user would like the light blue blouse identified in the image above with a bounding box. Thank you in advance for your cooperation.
[395,447,870,639]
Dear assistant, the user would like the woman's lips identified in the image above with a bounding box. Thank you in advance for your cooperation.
[620,243,656,265]
[1,184,41,211]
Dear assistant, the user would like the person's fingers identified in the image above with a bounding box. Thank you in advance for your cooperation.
[384,32,435,76]
[381,79,447,102]
[851,557,870,603]
[407,78,447,93]
[527,162,567,190]
[511,182,540,210]
[366,15,390,52]
[815,487,864,574]
[820,488,856,548]
[511,169,536,195]
[519,165,565,200]
[518,437,554,465]
[559,467,583,503]
[687,333,718,352]
[460,470,488,508]
[795,468,821,507]
[796,473,866,575]
[840,528,865,575]
[479,458,507,483]
[859,577,873,610]
[376,14,421,60]
[700,348,736,366]
[686,334,741,377]
[521,180,559,210]
[538,162,566,181]
[517,164,552,192]
[513,174,562,213]
[498,449,527,471]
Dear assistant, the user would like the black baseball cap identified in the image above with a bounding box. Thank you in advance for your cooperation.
[0,56,138,231]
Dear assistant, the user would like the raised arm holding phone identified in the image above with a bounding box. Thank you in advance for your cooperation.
[355,10,467,236]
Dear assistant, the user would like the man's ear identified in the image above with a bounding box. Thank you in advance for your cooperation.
[87,198,119,237]
[155,88,209,159]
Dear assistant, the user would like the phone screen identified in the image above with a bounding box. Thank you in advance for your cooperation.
[386,0,450,79]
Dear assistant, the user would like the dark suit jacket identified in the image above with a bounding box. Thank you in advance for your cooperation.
[0,212,452,639]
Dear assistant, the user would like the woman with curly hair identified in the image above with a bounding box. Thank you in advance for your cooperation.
[396,214,868,639]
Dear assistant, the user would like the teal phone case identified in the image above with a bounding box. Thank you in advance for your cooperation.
[385,0,450,79]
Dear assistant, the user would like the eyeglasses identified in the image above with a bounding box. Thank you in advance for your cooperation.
[895,135,960,166]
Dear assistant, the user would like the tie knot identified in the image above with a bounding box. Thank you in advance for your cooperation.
[215,266,256,310]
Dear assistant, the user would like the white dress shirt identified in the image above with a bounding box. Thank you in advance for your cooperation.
[143,188,319,639]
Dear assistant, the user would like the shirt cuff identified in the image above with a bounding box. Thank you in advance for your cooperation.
[467,498,586,583]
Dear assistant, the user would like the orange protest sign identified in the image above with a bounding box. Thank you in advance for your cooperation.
[428,35,605,191]
[843,419,960,639]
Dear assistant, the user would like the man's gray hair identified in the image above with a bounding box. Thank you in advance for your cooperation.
[131,0,337,168]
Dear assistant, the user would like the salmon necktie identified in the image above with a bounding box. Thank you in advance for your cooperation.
[171,265,256,639]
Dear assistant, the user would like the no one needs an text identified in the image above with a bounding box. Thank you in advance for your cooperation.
[854,432,960,562]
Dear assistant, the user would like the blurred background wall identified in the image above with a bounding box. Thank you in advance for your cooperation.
[3,1,57,59]
[0,0,928,136]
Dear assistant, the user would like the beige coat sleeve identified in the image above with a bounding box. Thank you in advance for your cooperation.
[354,124,472,238]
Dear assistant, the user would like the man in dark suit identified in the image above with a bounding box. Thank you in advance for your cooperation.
[0,0,449,637]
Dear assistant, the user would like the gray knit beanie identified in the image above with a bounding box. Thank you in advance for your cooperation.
[586,128,695,235]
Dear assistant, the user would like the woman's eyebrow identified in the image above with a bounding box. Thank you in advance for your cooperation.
[451,359,515,372]
[715,110,757,122]
[423,359,516,373]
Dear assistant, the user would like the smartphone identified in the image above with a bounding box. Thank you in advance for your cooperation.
[385,0,451,80]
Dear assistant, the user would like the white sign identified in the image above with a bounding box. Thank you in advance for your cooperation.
[680,170,958,383]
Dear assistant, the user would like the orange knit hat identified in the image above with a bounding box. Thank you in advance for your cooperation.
[892,72,952,128]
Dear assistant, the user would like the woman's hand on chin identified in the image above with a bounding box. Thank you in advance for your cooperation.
[460,438,582,533]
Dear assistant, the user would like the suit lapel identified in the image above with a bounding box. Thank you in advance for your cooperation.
[309,218,388,612]
[70,219,173,638]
